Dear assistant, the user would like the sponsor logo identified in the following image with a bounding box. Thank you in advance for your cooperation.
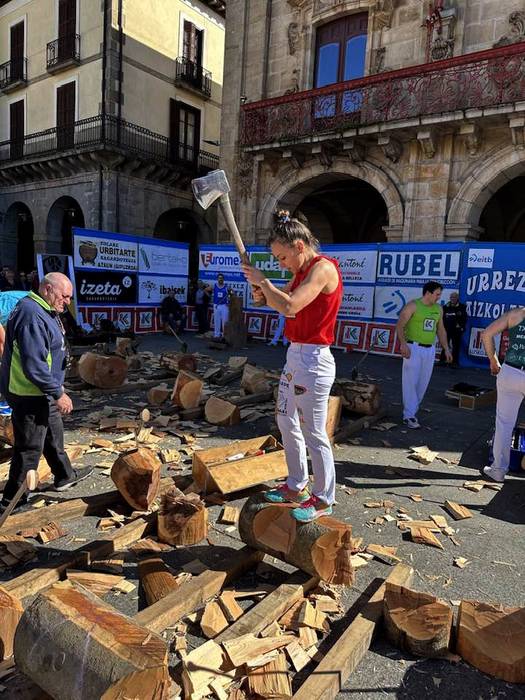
[342,325,362,345]
[370,328,391,349]
[423,319,436,332]
[467,248,494,269]
[76,271,137,304]
[469,327,501,357]
[200,251,241,268]
[382,289,406,315]
[139,312,152,327]
[378,252,460,282]
[248,317,262,332]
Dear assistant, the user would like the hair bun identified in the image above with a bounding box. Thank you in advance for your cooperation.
[276,209,291,223]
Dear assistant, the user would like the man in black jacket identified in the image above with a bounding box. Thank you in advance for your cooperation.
[440,292,468,368]
[159,290,186,334]
[0,273,92,516]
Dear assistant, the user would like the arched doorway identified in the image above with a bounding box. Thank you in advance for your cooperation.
[153,208,209,281]
[2,202,35,272]
[46,196,85,255]
[479,176,525,242]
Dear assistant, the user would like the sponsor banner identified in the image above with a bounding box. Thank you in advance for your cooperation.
[135,308,156,332]
[366,323,395,354]
[73,230,138,272]
[374,285,457,321]
[37,253,78,318]
[75,270,137,305]
[336,320,366,350]
[249,250,291,281]
[228,280,248,307]
[199,245,242,274]
[340,285,374,318]
[467,247,495,269]
[138,242,188,276]
[113,308,133,331]
[85,307,112,328]
[245,312,269,337]
[138,275,188,305]
[327,247,378,284]
[377,247,462,286]
[468,326,501,359]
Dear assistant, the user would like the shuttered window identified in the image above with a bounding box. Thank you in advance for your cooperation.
[58,0,76,58]
[10,21,24,81]
[56,81,76,149]
[9,99,24,160]
[170,99,201,163]
[183,21,203,66]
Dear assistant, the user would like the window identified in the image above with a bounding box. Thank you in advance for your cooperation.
[183,21,203,66]
[170,99,201,163]
[10,20,25,81]
[9,99,24,159]
[57,0,76,59]
[56,81,76,149]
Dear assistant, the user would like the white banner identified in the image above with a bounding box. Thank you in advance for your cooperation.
[340,285,374,318]
[329,249,377,283]
[200,247,241,274]
[138,275,188,305]
[74,233,138,272]
[377,250,461,285]
[139,243,188,276]
[374,285,457,320]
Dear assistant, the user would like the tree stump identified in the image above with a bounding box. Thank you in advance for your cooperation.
[171,370,203,409]
[157,487,208,546]
[14,581,170,700]
[78,352,128,389]
[111,448,161,511]
[332,380,381,416]
[204,396,241,426]
[383,582,453,657]
[223,294,247,349]
[138,557,181,606]
[238,494,355,586]
[457,600,525,683]
[0,585,23,660]
[241,364,270,394]
[147,384,171,406]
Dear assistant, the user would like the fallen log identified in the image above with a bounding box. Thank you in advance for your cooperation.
[14,580,170,700]
[78,352,128,388]
[138,557,180,606]
[332,380,381,416]
[239,494,355,586]
[241,364,270,394]
[157,487,208,546]
[457,600,525,683]
[111,447,161,511]
[383,582,452,657]
[0,585,23,660]
[204,396,241,426]
[171,370,203,409]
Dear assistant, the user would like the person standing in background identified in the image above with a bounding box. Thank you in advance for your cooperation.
[206,274,230,339]
[195,281,210,336]
[440,292,468,368]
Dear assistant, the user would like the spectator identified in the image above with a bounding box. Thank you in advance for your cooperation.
[18,272,30,291]
[194,281,210,335]
[440,292,468,368]
[206,274,229,339]
[0,270,21,292]
[160,290,186,335]
[268,313,289,346]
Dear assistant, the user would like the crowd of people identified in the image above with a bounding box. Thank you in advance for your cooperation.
[0,267,40,292]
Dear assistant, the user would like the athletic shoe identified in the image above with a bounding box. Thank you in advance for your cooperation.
[54,466,94,492]
[267,341,277,346]
[482,465,507,483]
[403,417,421,429]
[291,494,333,523]
[0,408,12,417]
[264,484,310,504]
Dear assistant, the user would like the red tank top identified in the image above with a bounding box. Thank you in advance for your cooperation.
[285,256,342,345]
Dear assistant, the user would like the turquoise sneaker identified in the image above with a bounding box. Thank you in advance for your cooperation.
[265,484,310,504]
[291,494,333,523]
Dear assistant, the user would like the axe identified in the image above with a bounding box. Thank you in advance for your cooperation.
[192,170,265,306]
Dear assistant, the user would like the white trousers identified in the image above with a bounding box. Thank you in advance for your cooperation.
[491,363,525,472]
[402,343,435,420]
[213,304,229,337]
[276,343,336,505]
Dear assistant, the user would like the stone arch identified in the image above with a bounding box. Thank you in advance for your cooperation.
[256,157,404,237]
[448,146,525,229]
[2,202,35,271]
[46,196,85,256]
[153,208,213,281]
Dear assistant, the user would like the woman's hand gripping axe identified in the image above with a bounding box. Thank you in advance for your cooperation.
[191,170,266,306]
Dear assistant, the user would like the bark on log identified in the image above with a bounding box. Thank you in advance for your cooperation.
[457,600,525,683]
[223,294,248,349]
[0,585,23,660]
[383,582,452,657]
[204,396,241,426]
[171,370,203,409]
[13,580,170,700]
[239,494,355,586]
[78,352,128,389]
[138,557,180,606]
[157,487,208,546]
[111,448,161,511]
[332,380,381,416]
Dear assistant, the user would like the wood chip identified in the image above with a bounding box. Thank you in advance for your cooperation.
[453,557,469,569]
[444,500,473,521]
[219,505,240,526]
[408,445,439,465]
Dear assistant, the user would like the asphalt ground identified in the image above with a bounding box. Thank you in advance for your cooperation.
[2,331,524,700]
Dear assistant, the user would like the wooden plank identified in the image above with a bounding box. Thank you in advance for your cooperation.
[444,500,473,521]
[291,564,414,700]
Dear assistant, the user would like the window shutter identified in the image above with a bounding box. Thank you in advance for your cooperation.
[57,81,76,148]
[9,99,24,159]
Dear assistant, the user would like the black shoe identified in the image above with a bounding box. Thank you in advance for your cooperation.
[54,466,94,492]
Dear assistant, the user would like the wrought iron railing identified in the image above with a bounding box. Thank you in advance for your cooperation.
[47,34,81,70]
[241,41,525,147]
[0,114,219,171]
[0,57,27,90]
[175,57,212,97]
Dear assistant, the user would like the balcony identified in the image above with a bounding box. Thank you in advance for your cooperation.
[240,42,525,148]
[175,57,212,98]
[0,114,219,181]
[0,57,27,93]
[47,34,81,74]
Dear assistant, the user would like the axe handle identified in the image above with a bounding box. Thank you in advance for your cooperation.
[219,194,266,307]
[0,469,37,529]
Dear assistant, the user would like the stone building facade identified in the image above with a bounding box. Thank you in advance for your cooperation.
[0,0,225,276]
[221,0,525,246]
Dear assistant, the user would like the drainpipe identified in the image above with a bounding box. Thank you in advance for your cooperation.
[99,0,109,231]
[116,0,123,231]
[261,0,273,99]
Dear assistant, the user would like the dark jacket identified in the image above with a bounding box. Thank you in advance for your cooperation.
[0,292,67,400]
[442,301,468,333]
[160,296,184,319]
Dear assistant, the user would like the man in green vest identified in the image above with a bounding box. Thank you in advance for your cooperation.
[481,307,525,483]
[396,281,452,428]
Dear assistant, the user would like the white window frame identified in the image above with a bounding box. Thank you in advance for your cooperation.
[54,0,80,37]
[53,74,79,125]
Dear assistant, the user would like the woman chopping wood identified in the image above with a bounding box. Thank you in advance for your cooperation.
[242,211,342,523]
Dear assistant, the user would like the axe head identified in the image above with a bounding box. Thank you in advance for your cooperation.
[191,169,230,210]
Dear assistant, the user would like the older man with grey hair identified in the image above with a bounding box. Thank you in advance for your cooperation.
[0,273,92,516]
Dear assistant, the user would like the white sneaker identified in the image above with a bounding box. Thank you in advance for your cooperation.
[403,417,421,429]
[482,465,507,483]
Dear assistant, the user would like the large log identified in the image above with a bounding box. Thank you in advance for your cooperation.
[171,370,203,409]
[241,363,270,394]
[383,582,452,657]
[14,581,170,700]
[239,494,355,586]
[138,557,180,606]
[204,396,241,426]
[157,487,208,545]
[111,448,162,511]
[0,585,23,660]
[78,352,128,388]
[223,294,248,349]
[457,600,525,683]
[332,380,381,416]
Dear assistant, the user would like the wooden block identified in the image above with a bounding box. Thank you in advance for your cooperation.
[159,449,181,464]
[298,600,329,632]
[201,601,229,639]
[181,640,237,700]
[260,620,282,637]
[430,515,448,529]
[66,569,125,597]
[204,397,241,426]
[223,633,295,668]
[247,650,291,698]
[365,544,401,566]
[0,586,23,660]
[219,505,240,526]
[37,521,66,544]
[158,487,208,546]
[218,591,244,622]
[90,555,124,575]
[444,501,473,521]
[298,626,318,650]
[279,599,305,630]
[325,396,343,443]
[408,526,444,550]
[286,639,312,672]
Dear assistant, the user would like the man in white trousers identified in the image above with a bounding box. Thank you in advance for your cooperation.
[482,307,525,483]
[396,281,452,428]
[206,274,229,339]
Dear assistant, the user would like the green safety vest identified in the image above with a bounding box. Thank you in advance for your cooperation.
[404,299,441,345]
